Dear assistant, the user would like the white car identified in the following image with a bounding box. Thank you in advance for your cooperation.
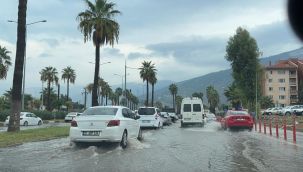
[282,105,300,115]
[69,106,142,149]
[65,112,81,122]
[205,113,216,122]
[4,112,43,126]
[137,107,163,129]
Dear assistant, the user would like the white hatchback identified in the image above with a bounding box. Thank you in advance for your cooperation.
[65,112,81,122]
[69,106,142,149]
[5,112,43,126]
[137,107,163,129]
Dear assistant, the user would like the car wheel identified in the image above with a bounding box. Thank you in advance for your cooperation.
[23,121,28,126]
[248,127,253,131]
[137,128,143,141]
[38,120,42,125]
[286,112,291,116]
[181,121,184,128]
[120,131,128,149]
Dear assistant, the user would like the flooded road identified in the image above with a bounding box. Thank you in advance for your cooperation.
[0,121,302,172]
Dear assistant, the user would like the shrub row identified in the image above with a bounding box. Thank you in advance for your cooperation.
[0,110,68,121]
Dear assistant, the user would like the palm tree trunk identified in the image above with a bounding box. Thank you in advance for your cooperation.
[92,44,100,106]
[66,79,69,101]
[47,81,51,111]
[105,95,108,105]
[146,81,149,106]
[151,84,154,107]
[8,0,27,132]
[117,96,120,105]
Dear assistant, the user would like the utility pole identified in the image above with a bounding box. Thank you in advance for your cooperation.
[82,88,88,109]
[57,83,60,110]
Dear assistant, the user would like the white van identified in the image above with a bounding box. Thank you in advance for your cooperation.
[181,97,204,127]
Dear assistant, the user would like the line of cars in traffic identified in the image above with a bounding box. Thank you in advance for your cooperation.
[262,105,303,116]
[69,106,180,149]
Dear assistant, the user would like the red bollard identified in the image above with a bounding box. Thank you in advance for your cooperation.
[293,114,296,143]
[259,116,262,133]
[269,115,272,136]
[275,115,279,138]
[283,115,287,141]
[264,115,267,134]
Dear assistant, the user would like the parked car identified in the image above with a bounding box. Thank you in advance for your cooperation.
[65,112,81,122]
[205,113,217,122]
[263,108,274,115]
[137,107,163,129]
[160,112,172,126]
[282,105,300,115]
[69,106,142,149]
[292,105,303,116]
[220,110,254,130]
[4,112,43,126]
[180,97,204,127]
[271,107,283,115]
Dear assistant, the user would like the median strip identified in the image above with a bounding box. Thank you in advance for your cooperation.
[0,126,70,148]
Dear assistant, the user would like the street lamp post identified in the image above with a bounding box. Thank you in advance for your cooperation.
[8,19,47,110]
[113,74,124,90]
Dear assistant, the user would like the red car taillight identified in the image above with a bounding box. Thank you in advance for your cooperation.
[107,120,120,127]
[71,120,78,127]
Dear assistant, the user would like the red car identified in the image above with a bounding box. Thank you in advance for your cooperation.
[221,110,254,130]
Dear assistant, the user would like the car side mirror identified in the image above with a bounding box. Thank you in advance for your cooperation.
[135,115,141,120]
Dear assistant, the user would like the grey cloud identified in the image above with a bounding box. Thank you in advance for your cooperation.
[146,37,228,67]
[128,52,149,60]
[103,48,125,58]
[39,53,51,58]
[40,38,59,47]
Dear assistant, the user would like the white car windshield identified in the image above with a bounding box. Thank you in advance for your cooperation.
[82,108,118,116]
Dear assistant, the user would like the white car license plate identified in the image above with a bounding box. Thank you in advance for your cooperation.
[82,131,100,136]
[142,120,150,123]
[236,118,245,121]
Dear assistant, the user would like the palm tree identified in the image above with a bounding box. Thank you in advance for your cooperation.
[8,0,28,132]
[0,46,12,80]
[139,61,156,106]
[77,0,121,107]
[206,85,220,113]
[150,72,157,107]
[169,83,178,111]
[115,87,122,105]
[40,67,59,111]
[61,66,76,102]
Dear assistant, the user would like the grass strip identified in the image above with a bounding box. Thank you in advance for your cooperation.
[0,126,69,148]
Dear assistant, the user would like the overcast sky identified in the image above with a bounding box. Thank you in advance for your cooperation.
[0,0,302,96]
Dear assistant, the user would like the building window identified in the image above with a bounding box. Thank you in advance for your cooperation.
[269,87,273,91]
[279,87,286,91]
[278,79,285,83]
[278,70,285,74]
[268,79,272,83]
[269,95,273,99]
[279,95,285,100]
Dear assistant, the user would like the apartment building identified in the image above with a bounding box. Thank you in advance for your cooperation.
[264,59,303,107]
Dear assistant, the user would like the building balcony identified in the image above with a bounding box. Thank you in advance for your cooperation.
[289,74,297,78]
[289,82,297,86]
[290,98,299,104]
[290,90,298,95]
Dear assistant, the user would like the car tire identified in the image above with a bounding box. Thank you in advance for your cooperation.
[286,112,291,116]
[137,128,143,141]
[38,120,42,125]
[181,121,184,128]
[120,131,128,149]
[23,121,28,126]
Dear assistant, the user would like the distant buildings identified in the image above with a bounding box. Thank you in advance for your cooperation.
[263,59,303,107]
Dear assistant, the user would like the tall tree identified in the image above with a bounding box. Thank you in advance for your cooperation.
[0,46,12,80]
[175,95,183,114]
[225,27,260,111]
[206,86,220,113]
[192,92,203,100]
[169,83,178,111]
[77,0,121,107]
[150,72,157,107]
[8,0,28,132]
[61,66,76,102]
[139,61,156,106]
[224,82,243,109]
[115,87,122,105]
[40,67,59,111]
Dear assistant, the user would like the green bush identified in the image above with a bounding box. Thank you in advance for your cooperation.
[0,109,10,122]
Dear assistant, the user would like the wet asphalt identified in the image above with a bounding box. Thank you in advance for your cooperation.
[0,121,302,172]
